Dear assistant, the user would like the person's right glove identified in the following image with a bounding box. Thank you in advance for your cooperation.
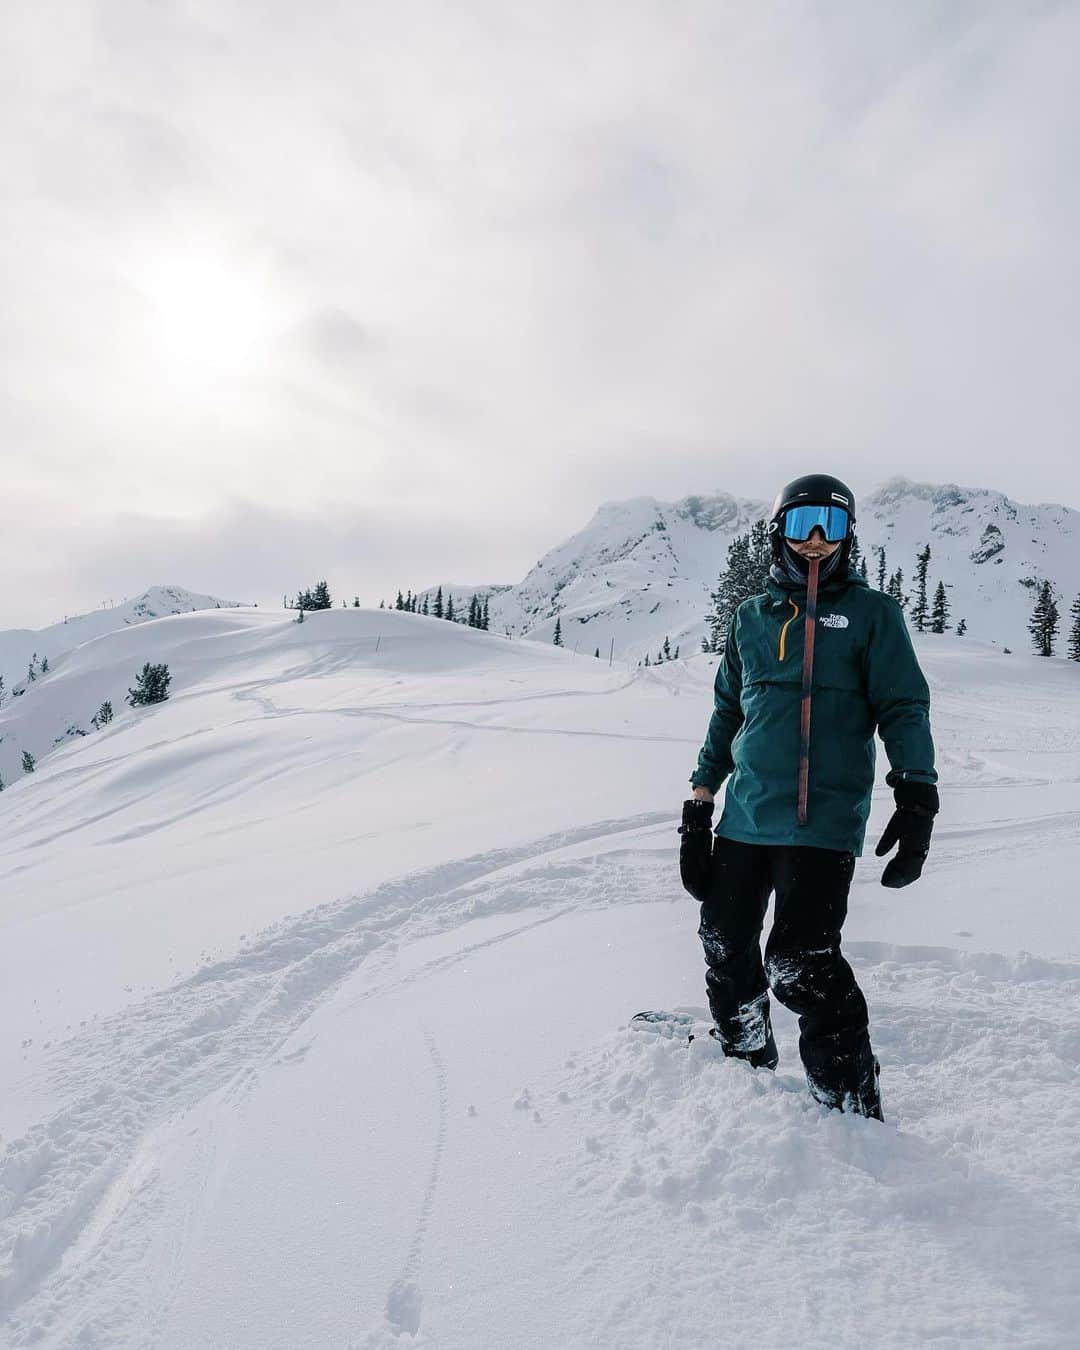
[875,781,939,888]
[678,798,715,901]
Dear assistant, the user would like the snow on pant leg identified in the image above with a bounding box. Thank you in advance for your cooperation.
[697,838,775,1059]
[763,847,878,1110]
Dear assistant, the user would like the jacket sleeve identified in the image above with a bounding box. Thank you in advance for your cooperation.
[864,597,937,787]
[689,614,745,792]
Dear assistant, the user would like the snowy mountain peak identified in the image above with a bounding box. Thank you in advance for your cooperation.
[0,585,243,692]
[467,478,1080,660]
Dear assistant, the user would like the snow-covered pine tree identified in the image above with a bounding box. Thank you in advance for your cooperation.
[40,656,49,674]
[849,533,861,569]
[662,636,671,661]
[553,616,563,647]
[22,750,35,774]
[0,675,5,707]
[1068,596,1080,662]
[1028,580,1059,657]
[90,700,114,729]
[310,581,332,610]
[956,618,967,636]
[910,545,931,633]
[594,647,600,658]
[749,519,770,579]
[433,586,444,619]
[876,547,887,592]
[446,593,456,622]
[886,569,907,610]
[704,525,770,654]
[930,581,950,634]
[128,663,172,706]
[859,556,868,581]
[468,595,480,628]
[353,596,361,607]
[673,645,680,659]
[481,596,490,631]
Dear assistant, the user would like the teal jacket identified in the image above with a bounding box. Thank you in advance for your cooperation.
[690,569,937,855]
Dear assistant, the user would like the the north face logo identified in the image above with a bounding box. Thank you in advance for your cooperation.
[819,613,849,629]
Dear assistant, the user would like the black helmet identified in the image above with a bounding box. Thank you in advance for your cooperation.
[768,474,856,585]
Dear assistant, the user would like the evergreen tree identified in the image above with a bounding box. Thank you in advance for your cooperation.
[0,674,5,707]
[886,569,908,610]
[433,586,444,620]
[849,533,862,569]
[859,555,869,581]
[128,662,172,706]
[956,618,967,637]
[1068,596,1080,662]
[910,545,931,633]
[446,593,456,622]
[27,654,38,682]
[481,596,490,631]
[673,645,680,660]
[379,599,385,609]
[90,700,114,729]
[930,581,950,633]
[1028,580,1059,657]
[748,519,771,580]
[704,523,770,653]
[310,581,332,610]
[21,750,35,774]
[662,636,671,661]
[422,594,430,617]
[553,615,563,646]
[876,547,887,592]
[395,590,404,611]
[468,595,480,628]
[643,652,650,667]
[405,590,414,611]
[40,656,49,674]
[594,647,600,658]
[354,596,361,607]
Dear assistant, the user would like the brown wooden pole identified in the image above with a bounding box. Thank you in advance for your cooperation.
[797,556,820,825]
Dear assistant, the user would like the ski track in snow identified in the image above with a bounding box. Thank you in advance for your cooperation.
[0,812,667,1342]
[3,810,1080,1346]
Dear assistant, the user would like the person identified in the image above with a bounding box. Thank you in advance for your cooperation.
[679,474,938,1120]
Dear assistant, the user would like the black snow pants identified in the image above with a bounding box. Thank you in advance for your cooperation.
[698,836,881,1118]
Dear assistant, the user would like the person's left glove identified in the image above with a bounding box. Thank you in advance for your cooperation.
[678,798,715,901]
[875,781,939,888]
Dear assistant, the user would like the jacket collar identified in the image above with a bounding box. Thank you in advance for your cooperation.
[765,564,869,602]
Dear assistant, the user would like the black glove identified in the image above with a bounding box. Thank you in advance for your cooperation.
[875,781,939,888]
[679,798,715,901]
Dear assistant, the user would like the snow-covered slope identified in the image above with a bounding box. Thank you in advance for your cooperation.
[0,585,242,701]
[427,479,1080,662]
[1,605,1079,1346]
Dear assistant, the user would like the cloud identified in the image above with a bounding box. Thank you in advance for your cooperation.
[2,0,1078,626]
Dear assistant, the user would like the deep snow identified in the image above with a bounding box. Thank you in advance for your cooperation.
[1,605,1078,1348]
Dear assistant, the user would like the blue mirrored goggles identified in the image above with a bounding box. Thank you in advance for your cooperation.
[781,504,850,543]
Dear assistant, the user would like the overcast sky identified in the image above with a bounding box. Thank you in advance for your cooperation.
[3,0,1078,627]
